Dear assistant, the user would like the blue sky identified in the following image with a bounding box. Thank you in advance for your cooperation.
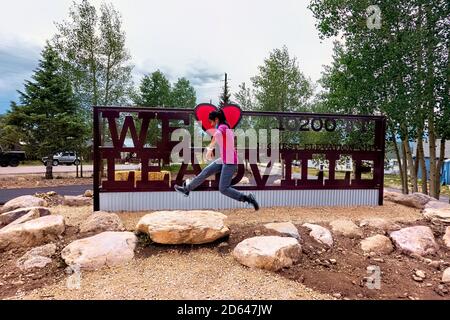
[0,41,41,111]
[0,0,334,114]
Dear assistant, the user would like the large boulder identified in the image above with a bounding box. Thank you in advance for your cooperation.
[329,219,363,238]
[63,195,93,207]
[16,243,57,271]
[359,218,401,231]
[422,201,450,224]
[136,210,230,244]
[232,236,302,271]
[389,226,439,256]
[0,207,50,228]
[360,235,394,254]
[384,191,433,209]
[0,196,48,214]
[79,211,125,235]
[302,223,334,247]
[0,215,65,251]
[264,222,300,239]
[61,231,137,271]
[443,227,450,249]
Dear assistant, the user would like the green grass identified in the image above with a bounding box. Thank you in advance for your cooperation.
[384,173,450,197]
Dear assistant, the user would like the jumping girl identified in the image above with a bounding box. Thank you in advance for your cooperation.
[174,109,259,210]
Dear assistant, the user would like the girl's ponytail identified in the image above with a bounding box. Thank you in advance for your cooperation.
[209,108,230,128]
[218,108,230,128]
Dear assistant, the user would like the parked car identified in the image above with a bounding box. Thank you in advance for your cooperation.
[42,152,81,166]
[0,146,26,167]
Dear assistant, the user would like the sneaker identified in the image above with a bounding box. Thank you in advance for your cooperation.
[174,184,189,197]
[245,194,259,211]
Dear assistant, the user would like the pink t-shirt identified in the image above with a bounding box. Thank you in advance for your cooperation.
[214,124,238,164]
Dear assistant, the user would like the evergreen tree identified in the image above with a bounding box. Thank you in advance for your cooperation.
[137,70,171,107]
[219,73,232,107]
[3,44,88,179]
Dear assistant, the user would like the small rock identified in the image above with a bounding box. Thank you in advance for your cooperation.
[434,284,448,296]
[79,211,125,235]
[83,190,93,198]
[63,195,92,207]
[329,259,337,265]
[442,268,450,283]
[302,223,333,246]
[329,219,363,238]
[360,235,394,254]
[218,242,229,248]
[357,293,364,298]
[17,256,52,271]
[359,218,401,231]
[373,258,385,263]
[264,222,300,239]
[415,270,426,279]
[254,230,262,236]
[332,293,342,299]
[25,243,57,258]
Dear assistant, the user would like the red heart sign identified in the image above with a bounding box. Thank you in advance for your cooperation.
[194,103,242,133]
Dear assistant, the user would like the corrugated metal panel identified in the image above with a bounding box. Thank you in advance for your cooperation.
[99,189,379,211]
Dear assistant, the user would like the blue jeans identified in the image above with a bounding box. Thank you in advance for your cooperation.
[186,160,245,202]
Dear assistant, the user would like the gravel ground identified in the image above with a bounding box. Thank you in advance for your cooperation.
[15,249,330,300]
[114,201,422,231]
[5,201,423,300]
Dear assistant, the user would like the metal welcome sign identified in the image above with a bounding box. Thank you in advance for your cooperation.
[93,105,386,211]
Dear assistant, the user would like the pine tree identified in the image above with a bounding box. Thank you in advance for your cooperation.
[137,70,171,107]
[4,43,88,179]
[219,73,232,107]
